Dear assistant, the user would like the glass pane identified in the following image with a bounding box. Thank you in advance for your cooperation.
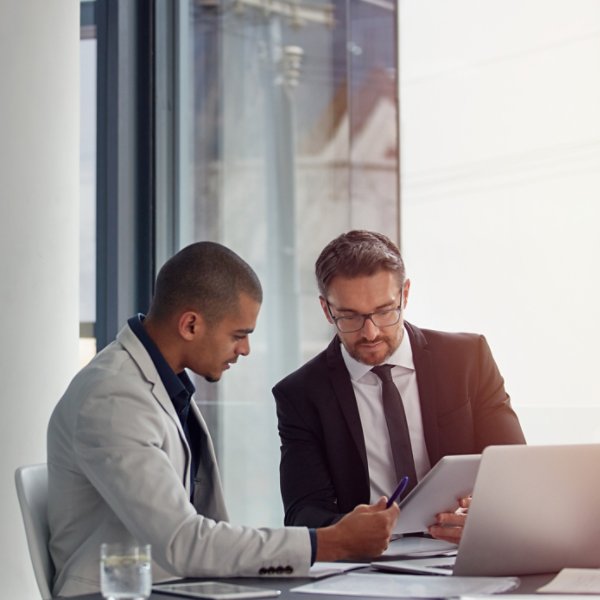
[179,0,399,526]
[399,0,600,444]
[80,29,97,366]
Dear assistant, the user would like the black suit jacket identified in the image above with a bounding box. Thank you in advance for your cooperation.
[273,322,526,528]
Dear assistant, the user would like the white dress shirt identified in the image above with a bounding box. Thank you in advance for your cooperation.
[341,327,431,503]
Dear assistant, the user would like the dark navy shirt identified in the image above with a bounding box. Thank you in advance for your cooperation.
[128,314,201,501]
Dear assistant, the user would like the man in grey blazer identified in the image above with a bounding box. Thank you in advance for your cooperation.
[274,230,525,539]
[47,241,399,597]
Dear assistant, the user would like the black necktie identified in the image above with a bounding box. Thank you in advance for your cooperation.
[371,364,417,494]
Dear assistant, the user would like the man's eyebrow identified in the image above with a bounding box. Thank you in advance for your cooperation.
[335,300,397,313]
[234,328,254,334]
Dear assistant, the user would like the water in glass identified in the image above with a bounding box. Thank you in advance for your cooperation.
[100,543,151,600]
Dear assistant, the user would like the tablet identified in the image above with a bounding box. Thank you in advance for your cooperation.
[393,454,481,535]
[152,581,281,599]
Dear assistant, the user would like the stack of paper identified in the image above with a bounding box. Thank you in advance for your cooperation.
[292,571,518,597]
[308,562,365,579]
[381,536,457,559]
[537,568,600,594]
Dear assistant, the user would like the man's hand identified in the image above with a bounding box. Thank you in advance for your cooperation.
[428,496,471,543]
[315,497,399,561]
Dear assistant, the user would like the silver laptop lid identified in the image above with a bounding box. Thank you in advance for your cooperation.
[454,443,600,576]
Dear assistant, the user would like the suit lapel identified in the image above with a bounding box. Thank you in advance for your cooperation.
[118,325,185,428]
[326,337,369,473]
[406,322,440,464]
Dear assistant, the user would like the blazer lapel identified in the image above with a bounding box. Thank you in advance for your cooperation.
[326,337,369,473]
[118,325,186,427]
[406,322,440,464]
[117,324,193,484]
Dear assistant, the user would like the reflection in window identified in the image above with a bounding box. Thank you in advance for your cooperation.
[179,0,399,526]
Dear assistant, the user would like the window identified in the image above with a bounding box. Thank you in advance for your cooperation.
[172,0,400,526]
[86,0,399,526]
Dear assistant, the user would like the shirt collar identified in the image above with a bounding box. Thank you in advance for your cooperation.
[340,325,415,383]
[127,314,195,404]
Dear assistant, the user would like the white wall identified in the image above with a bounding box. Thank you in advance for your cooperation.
[0,1,80,598]
[399,0,600,445]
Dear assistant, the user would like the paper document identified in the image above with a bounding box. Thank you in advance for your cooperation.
[463,596,596,600]
[308,563,365,579]
[291,572,519,597]
[537,569,600,594]
[381,537,457,559]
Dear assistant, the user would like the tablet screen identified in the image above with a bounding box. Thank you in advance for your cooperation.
[393,454,481,534]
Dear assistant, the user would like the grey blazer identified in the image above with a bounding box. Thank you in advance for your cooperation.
[48,324,310,597]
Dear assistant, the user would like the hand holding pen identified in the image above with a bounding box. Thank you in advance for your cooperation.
[386,475,410,508]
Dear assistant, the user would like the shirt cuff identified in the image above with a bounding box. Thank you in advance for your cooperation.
[309,528,317,564]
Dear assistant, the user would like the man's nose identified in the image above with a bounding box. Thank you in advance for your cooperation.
[361,316,380,339]
[236,337,250,356]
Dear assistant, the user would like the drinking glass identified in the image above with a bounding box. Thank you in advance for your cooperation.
[100,542,152,600]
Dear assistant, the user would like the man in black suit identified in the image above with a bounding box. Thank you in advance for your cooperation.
[273,230,525,541]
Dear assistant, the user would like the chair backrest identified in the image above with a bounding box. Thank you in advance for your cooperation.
[14,464,54,600]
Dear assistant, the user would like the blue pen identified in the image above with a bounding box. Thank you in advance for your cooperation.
[386,475,409,508]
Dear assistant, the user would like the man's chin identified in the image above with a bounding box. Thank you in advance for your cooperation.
[356,353,388,366]
[350,344,394,366]
[203,362,233,383]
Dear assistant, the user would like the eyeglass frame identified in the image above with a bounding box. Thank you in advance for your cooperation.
[324,287,405,334]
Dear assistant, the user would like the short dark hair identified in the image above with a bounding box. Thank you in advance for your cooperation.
[315,230,405,297]
[148,241,262,324]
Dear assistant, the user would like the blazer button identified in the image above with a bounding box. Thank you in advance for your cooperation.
[284,566,293,574]
[275,566,284,574]
[259,568,267,575]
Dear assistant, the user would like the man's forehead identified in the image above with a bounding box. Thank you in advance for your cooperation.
[327,272,400,302]
[218,295,260,327]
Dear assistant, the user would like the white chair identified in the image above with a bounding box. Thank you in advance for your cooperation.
[14,464,54,600]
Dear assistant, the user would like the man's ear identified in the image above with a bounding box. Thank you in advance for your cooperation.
[319,296,334,324]
[178,311,206,341]
[402,279,411,310]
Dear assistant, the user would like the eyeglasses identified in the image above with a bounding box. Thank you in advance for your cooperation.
[326,300,403,333]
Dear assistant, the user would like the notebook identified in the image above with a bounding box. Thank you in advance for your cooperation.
[373,444,600,576]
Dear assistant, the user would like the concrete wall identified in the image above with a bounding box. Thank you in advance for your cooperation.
[0,1,80,598]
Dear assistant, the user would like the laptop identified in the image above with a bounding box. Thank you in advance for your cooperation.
[373,444,600,576]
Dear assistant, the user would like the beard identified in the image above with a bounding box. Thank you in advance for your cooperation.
[344,332,402,366]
